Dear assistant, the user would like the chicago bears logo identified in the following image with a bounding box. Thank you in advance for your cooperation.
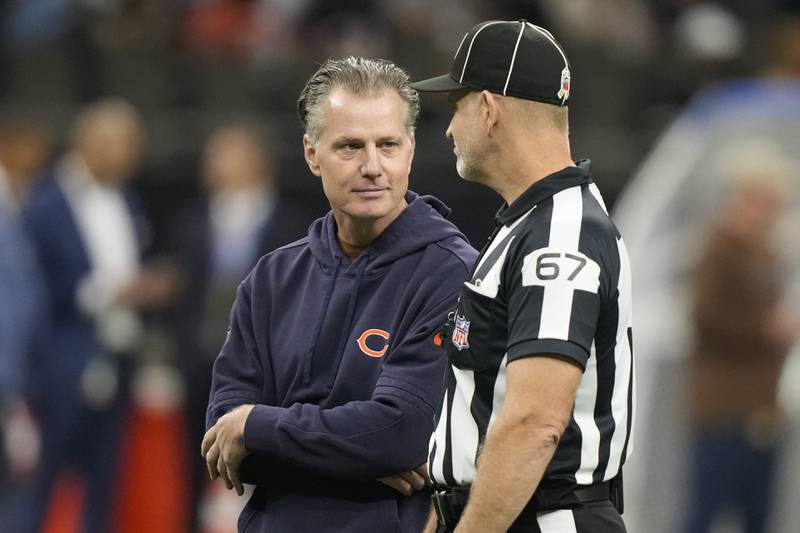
[356,329,391,358]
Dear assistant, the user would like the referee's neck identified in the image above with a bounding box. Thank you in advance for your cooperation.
[495,157,575,206]
[490,129,573,206]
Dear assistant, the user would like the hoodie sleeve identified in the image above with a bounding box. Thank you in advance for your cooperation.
[241,261,466,481]
[205,274,265,430]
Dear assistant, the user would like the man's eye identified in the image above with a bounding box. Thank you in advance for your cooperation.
[381,141,398,149]
[341,144,359,152]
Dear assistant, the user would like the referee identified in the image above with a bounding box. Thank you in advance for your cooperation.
[411,20,634,532]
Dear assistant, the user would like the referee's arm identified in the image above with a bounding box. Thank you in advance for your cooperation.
[453,354,581,533]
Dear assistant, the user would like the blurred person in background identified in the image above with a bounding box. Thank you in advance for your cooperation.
[170,123,315,533]
[0,114,49,208]
[684,146,799,533]
[612,11,800,532]
[8,99,178,533]
[0,114,49,528]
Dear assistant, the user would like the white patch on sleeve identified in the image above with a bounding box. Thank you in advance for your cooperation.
[521,248,600,293]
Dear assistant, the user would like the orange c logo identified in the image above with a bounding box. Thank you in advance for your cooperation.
[356,329,391,358]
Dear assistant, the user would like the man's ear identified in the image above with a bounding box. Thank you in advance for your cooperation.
[303,134,321,177]
[480,90,501,135]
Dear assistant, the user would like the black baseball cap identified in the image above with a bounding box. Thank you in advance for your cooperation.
[411,20,572,106]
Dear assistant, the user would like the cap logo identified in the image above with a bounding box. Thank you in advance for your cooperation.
[558,67,571,101]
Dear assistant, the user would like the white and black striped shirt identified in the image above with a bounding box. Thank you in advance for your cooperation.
[429,161,635,503]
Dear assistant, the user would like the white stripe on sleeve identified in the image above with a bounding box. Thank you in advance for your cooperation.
[537,187,583,340]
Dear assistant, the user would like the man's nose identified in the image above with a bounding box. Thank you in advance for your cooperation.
[445,119,454,140]
[361,144,381,178]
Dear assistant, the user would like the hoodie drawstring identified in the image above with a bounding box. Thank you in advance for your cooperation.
[303,255,341,383]
[326,255,368,389]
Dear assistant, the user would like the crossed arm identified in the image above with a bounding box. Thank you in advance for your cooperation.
[201,403,429,496]
[199,256,469,499]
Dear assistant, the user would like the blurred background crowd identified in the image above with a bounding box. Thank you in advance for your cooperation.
[1,1,800,533]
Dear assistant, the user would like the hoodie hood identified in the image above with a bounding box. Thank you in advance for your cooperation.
[307,190,466,271]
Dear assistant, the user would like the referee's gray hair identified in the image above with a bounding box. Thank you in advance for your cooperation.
[297,57,420,146]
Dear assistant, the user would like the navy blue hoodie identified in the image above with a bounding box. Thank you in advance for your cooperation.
[206,191,477,533]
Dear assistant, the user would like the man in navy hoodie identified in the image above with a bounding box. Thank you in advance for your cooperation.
[202,56,477,532]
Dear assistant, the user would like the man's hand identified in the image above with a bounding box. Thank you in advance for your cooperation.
[201,404,254,496]
[378,463,429,496]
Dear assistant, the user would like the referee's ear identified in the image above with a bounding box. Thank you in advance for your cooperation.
[303,134,322,177]
[480,90,501,137]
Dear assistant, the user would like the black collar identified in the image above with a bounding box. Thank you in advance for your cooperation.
[495,159,592,226]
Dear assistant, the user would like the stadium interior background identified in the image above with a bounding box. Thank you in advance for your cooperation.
[1,1,800,533]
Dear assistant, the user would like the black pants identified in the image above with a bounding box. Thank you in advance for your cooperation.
[436,501,626,533]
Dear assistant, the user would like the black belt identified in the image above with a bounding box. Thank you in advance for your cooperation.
[432,478,622,529]
[431,487,469,528]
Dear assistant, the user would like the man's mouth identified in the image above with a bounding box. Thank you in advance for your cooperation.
[353,187,388,198]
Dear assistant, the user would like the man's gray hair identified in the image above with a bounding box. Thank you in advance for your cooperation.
[297,57,420,145]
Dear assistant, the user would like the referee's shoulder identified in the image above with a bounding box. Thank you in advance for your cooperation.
[583,205,618,236]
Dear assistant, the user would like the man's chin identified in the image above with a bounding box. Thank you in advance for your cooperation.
[456,162,478,182]
[344,205,394,223]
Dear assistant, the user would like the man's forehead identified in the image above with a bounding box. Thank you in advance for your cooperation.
[325,87,403,111]
[320,88,409,138]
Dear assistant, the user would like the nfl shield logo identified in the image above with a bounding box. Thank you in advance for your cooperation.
[452,314,470,351]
